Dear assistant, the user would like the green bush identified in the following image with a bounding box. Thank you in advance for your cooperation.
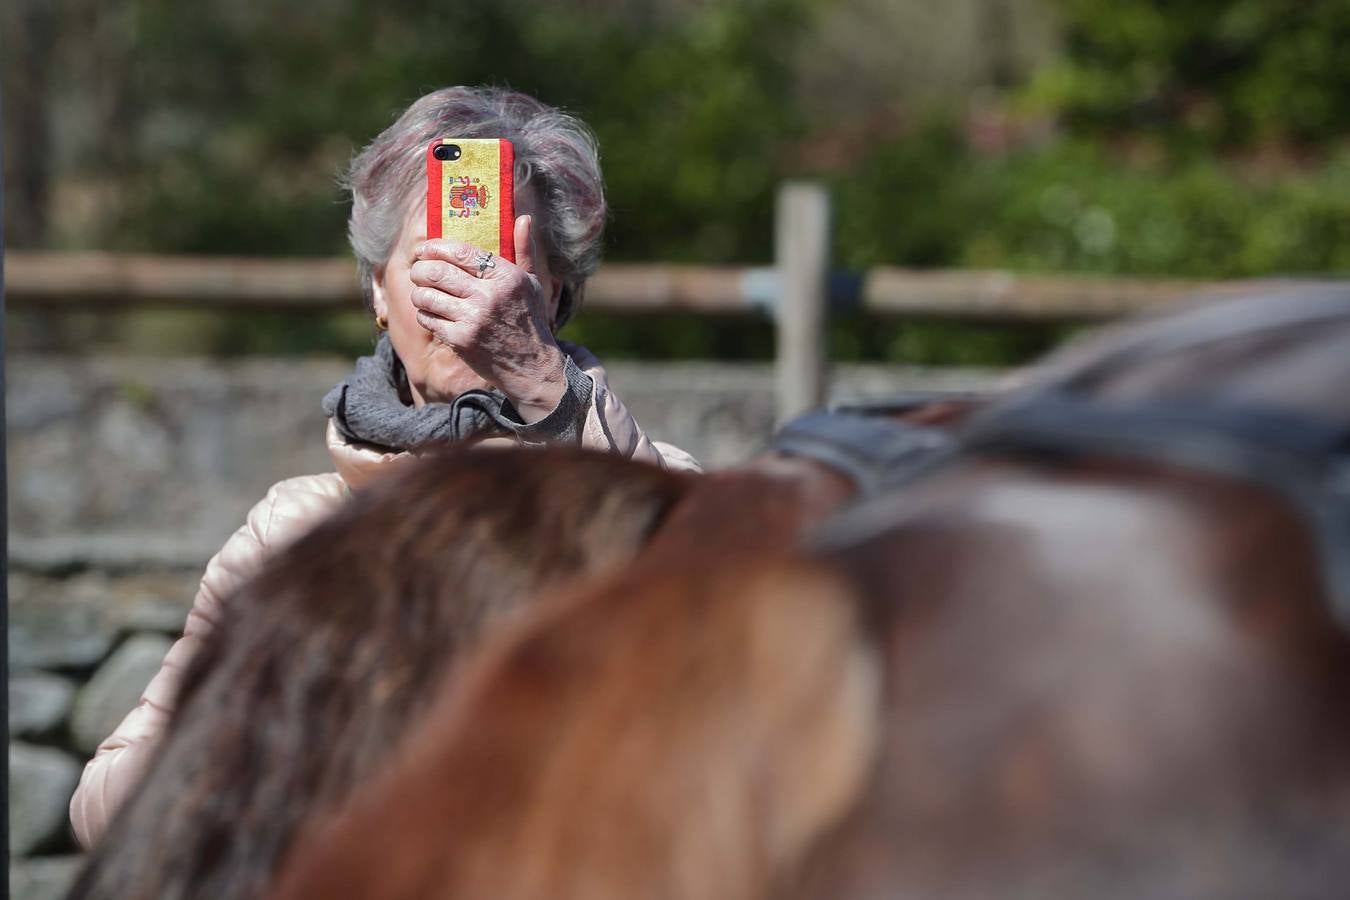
[109,0,813,266]
[35,0,1350,366]
[1030,0,1350,146]
[835,128,1350,279]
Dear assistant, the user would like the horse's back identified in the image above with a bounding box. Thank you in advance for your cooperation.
[793,454,1350,900]
[788,287,1350,899]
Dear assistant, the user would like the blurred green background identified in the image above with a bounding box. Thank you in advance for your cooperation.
[6,0,1350,363]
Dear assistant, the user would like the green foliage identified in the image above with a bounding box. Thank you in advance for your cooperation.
[965,145,1350,276]
[573,4,810,264]
[834,122,1350,279]
[1029,0,1350,145]
[831,119,986,269]
[110,0,813,266]
[31,0,1350,366]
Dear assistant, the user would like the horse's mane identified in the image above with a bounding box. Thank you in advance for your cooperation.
[272,491,880,900]
[68,446,693,900]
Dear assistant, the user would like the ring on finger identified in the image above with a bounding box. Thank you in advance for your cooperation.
[474,250,495,278]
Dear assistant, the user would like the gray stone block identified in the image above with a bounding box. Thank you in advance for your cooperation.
[9,743,81,856]
[8,355,342,548]
[9,572,196,683]
[9,672,76,740]
[70,634,175,756]
[9,854,85,900]
[114,591,196,635]
[8,614,116,672]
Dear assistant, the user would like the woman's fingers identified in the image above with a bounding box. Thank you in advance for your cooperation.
[409,285,475,323]
[409,258,479,297]
[416,238,513,280]
[410,231,550,360]
[409,258,482,327]
[415,309,472,348]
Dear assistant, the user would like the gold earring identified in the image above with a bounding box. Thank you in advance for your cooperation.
[375,313,389,331]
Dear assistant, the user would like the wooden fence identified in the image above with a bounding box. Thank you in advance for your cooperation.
[7,182,1283,420]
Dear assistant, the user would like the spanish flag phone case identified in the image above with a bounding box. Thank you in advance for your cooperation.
[425,138,516,263]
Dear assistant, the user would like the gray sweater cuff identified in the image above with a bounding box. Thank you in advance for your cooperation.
[500,354,595,446]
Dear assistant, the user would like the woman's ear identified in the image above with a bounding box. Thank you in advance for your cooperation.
[546,279,566,333]
[370,266,390,322]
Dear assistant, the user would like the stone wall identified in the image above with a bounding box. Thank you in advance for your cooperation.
[9,570,199,897]
[7,354,1001,895]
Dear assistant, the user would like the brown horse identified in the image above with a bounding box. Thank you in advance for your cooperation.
[271,288,1350,900]
[64,387,967,899]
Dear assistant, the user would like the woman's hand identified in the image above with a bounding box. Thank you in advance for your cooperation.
[408,215,567,422]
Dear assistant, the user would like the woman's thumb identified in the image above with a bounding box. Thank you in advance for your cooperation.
[513,214,537,275]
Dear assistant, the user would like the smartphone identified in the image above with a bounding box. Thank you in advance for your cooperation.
[426,138,515,263]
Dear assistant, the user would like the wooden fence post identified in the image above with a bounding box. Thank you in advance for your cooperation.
[775,181,831,423]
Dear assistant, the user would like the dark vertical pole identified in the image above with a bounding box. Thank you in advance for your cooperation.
[1,49,12,878]
[6,0,57,247]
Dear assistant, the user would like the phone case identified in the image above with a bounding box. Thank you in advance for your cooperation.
[426,138,515,263]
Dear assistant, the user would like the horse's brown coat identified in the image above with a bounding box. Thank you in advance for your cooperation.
[273,292,1350,900]
[265,464,877,900]
[272,549,878,900]
[790,459,1350,900]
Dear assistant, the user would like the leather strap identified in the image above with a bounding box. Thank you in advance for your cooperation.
[769,409,955,496]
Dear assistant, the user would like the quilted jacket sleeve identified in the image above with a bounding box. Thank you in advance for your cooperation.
[553,341,703,473]
[68,474,346,848]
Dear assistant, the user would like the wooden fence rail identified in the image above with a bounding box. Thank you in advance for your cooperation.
[8,182,1315,422]
[6,249,1253,320]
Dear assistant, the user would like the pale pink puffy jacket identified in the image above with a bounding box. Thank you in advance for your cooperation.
[69,343,700,847]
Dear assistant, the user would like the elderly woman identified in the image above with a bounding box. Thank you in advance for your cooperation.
[69,86,701,847]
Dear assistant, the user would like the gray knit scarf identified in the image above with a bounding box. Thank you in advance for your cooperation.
[321,335,518,451]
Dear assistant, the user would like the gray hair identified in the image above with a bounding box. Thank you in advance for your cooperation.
[345,86,606,328]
